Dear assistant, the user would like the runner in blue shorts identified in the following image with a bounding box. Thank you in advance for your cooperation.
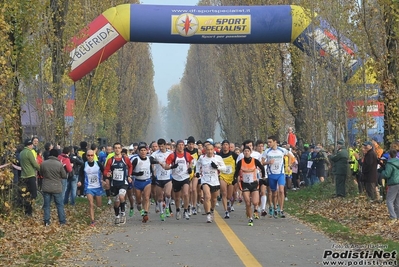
[262,136,294,219]
[78,149,105,226]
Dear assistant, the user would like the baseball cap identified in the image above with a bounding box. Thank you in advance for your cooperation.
[24,139,33,146]
[363,141,372,146]
[206,138,214,145]
[372,136,379,143]
[337,140,345,145]
[303,143,309,148]
[128,144,134,150]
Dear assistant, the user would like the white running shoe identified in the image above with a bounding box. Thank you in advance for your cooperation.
[176,211,181,220]
[207,214,212,223]
[114,215,120,225]
[107,199,112,205]
[120,212,126,224]
[230,206,235,211]
[184,211,190,220]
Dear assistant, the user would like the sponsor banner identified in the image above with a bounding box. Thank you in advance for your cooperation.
[68,15,127,81]
[171,14,251,36]
[293,17,363,82]
[347,100,384,118]
[129,4,293,44]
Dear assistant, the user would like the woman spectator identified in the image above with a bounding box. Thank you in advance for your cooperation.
[381,149,399,220]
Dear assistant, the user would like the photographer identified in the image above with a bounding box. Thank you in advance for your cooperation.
[380,149,399,220]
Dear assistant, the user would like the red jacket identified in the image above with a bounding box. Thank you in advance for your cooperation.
[58,153,73,174]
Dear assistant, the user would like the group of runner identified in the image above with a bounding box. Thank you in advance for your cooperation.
[81,136,294,227]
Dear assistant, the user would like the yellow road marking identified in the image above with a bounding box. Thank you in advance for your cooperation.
[214,211,262,267]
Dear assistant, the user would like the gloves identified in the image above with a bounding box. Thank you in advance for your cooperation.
[195,173,200,178]
[211,162,218,169]
[170,163,179,169]
[133,171,144,176]
[187,167,192,174]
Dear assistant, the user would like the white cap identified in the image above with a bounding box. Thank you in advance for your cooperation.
[206,138,214,144]
[128,144,134,150]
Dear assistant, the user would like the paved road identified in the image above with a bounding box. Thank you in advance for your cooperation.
[76,202,334,267]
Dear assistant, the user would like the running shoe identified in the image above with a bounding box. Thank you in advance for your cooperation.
[254,211,260,219]
[165,208,171,217]
[227,205,231,212]
[142,214,149,223]
[120,212,126,224]
[216,202,219,207]
[90,221,96,227]
[188,206,192,216]
[192,207,197,215]
[129,208,134,217]
[285,197,288,201]
[230,206,235,211]
[184,211,190,220]
[140,209,145,216]
[207,214,212,223]
[151,198,155,205]
[114,215,120,225]
[261,210,267,217]
[160,213,165,221]
[269,207,273,218]
[155,206,160,213]
[176,211,181,220]
[280,210,286,218]
[273,210,278,219]
[170,199,175,205]
[224,211,230,219]
[107,199,112,205]
[248,218,254,226]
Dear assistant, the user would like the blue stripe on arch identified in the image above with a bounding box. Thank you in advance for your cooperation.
[130,4,292,44]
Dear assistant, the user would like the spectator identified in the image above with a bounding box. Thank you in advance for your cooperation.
[286,127,297,148]
[40,149,67,226]
[20,138,40,216]
[360,141,378,201]
[330,140,349,198]
[64,146,83,205]
[381,149,399,220]
[299,144,311,186]
[43,142,53,160]
[371,136,383,159]
[58,147,73,198]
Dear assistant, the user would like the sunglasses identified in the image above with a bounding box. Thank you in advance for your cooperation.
[87,154,94,157]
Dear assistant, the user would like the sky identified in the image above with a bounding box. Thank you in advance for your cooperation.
[140,0,199,106]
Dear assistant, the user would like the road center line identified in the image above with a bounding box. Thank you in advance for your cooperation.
[214,211,262,267]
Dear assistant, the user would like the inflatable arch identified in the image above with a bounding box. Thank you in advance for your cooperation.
[69,4,373,84]
[68,4,381,142]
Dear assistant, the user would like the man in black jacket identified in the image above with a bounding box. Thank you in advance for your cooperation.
[361,141,378,201]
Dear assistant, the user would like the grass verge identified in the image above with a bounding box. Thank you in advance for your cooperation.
[286,180,399,255]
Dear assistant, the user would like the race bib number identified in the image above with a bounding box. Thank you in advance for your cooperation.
[307,161,313,169]
[88,175,98,185]
[224,165,232,174]
[243,173,254,183]
[142,169,151,177]
[160,170,169,177]
[113,169,124,181]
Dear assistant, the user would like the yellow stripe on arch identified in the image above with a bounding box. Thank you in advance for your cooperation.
[102,4,131,42]
[214,211,262,267]
[290,5,314,43]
